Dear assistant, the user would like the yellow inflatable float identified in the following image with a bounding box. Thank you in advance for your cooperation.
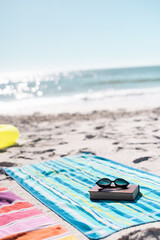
[0,124,19,149]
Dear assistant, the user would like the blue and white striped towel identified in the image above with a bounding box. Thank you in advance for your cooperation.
[4,153,160,239]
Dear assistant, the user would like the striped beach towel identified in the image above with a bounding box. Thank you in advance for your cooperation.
[4,153,160,239]
[0,186,77,240]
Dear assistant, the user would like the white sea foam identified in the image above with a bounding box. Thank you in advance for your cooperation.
[0,66,160,114]
[0,87,160,115]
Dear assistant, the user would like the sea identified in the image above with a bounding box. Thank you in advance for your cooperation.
[0,65,160,115]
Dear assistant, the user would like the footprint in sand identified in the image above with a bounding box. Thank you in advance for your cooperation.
[85,134,95,139]
[59,142,68,145]
[133,156,151,163]
[95,126,104,130]
[116,146,123,152]
[18,156,32,160]
[153,135,160,139]
[135,147,147,151]
[112,142,119,145]
[32,138,42,143]
[0,162,17,167]
[56,132,62,136]
[60,151,72,157]
[152,129,159,132]
[33,149,55,154]
[71,129,76,132]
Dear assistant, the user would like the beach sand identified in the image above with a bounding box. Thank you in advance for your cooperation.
[0,108,160,240]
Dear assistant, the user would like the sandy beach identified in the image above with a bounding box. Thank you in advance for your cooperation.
[1,0,160,238]
[0,108,160,240]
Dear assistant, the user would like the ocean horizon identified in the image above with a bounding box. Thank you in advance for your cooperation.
[0,65,160,115]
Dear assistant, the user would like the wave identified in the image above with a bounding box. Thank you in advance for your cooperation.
[1,66,160,103]
[1,86,160,114]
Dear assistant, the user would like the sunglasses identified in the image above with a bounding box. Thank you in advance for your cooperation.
[96,178,129,189]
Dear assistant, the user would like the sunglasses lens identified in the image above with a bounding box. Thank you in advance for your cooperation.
[115,178,129,187]
[97,178,111,187]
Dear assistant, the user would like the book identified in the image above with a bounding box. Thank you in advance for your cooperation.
[89,184,139,200]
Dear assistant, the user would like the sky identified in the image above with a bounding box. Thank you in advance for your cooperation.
[0,0,160,72]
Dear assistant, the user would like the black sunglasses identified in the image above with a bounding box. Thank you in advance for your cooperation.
[96,178,129,189]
